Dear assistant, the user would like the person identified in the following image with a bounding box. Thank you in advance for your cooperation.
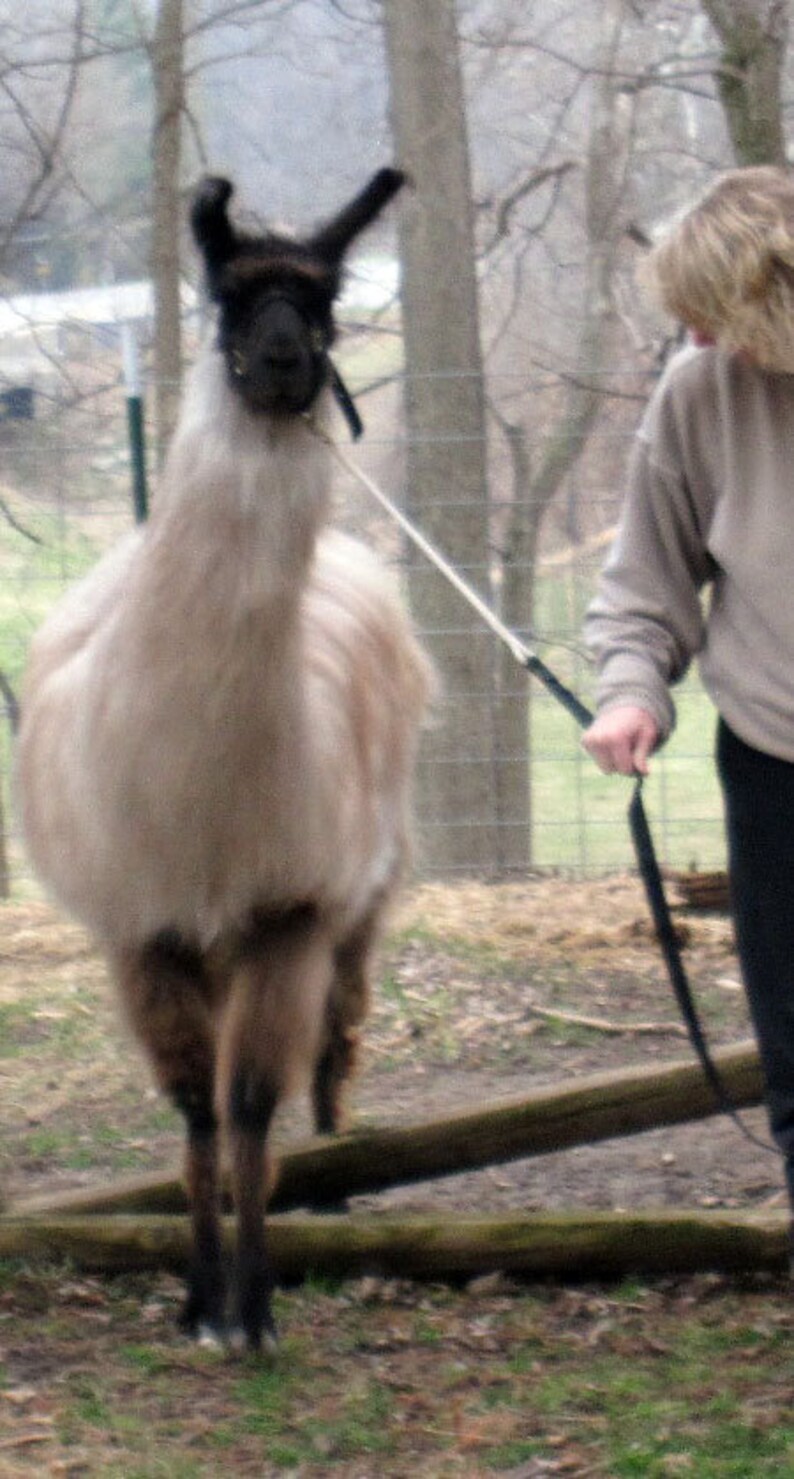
[582,164,794,1224]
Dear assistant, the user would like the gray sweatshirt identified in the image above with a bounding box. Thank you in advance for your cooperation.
[585,343,794,760]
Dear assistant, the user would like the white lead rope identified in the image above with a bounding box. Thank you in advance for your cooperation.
[311,421,533,671]
[308,419,775,1148]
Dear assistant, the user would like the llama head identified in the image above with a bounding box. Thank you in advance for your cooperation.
[191,169,406,418]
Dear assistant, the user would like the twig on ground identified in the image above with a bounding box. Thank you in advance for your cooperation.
[528,1004,688,1037]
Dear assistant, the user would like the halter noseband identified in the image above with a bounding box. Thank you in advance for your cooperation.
[229,286,364,442]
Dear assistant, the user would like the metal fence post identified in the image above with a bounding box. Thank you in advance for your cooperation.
[122,323,148,523]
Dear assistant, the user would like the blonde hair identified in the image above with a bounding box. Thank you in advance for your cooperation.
[644,165,794,372]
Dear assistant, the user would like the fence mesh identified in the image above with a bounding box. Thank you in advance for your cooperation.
[0,333,725,898]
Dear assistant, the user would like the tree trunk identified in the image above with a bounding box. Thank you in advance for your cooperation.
[0,672,18,900]
[0,785,9,901]
[701,0,789,165]
[382,0,507,873]
[151,0,185,464]
[491,415,535,871]
[0,1208,784,1280]
[489,0,634,862]
[15,1039,763,1219]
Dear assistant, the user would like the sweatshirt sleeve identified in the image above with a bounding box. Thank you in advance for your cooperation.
[584,426,714,744]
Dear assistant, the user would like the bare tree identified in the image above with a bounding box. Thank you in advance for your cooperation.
[150,0,185,462]
[488,0,635,864]
[701,0,789,164]
[0,0,88,273]
[382,0,506,872]
[380,0,645,872]
[146,0,311,458]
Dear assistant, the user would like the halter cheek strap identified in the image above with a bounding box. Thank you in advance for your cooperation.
[264,289,364,440]
[329,361,364,440]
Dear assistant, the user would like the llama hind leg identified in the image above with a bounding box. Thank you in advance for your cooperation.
[114,934,226,1342]
[312,906,382,1136]
[219,907,333,1352]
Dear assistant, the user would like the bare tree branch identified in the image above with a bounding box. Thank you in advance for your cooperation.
[0,494,44,547]
[482,161,578,251]
[0,671,19,735]
[0,0,86,268]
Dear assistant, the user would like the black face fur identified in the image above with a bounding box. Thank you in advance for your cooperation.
[191,169,406,418]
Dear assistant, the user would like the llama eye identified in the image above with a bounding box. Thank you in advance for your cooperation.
[310,327,325,353]
[231,348,247,377]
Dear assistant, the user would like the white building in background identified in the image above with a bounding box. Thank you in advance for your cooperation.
[0,281,200,415]
[340,256,400,312]
[0,262,399,418]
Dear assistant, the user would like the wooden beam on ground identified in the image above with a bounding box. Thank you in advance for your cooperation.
[13,1039,765,1220]
[0,1209,786,1280]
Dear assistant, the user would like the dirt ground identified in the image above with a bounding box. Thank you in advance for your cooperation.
[0,874,791,1478]
[0,872,783,1219]
[359,874,782,1220]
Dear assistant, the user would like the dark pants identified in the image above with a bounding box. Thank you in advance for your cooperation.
[717,718,794,1201]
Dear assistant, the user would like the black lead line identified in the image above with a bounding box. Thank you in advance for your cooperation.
[314,420,774,1155]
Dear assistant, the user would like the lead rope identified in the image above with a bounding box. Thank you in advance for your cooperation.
[310,419,774,1155]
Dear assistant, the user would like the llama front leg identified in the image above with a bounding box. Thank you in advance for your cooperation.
[114,935,226,1342]
[220,908,333,1352]
[177,1091,226,1345]
[227,1066,279,1353]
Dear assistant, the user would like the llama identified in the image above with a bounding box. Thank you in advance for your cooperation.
[17,168,432,1352]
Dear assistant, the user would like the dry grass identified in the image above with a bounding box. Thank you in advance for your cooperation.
[397,875,734,964]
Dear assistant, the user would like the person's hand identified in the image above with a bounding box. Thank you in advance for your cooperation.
[582,704,659,777]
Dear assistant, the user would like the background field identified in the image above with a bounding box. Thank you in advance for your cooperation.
[0,468,726,895]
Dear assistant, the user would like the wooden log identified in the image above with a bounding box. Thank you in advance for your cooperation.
[0,1209,786,1280]
[13,1039,765,1220]
[14,1171,192,1220]
[668,870,731,912]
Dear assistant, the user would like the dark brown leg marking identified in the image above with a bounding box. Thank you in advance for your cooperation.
[220,905,334,1352]
[312,907,380,1136]
[115,931,226,1340]
[229,1069,278,1352]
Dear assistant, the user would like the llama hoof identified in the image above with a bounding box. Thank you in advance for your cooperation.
[227,1324,279,1359]
[196,1323,226,1352]
[178,1294,226,1347]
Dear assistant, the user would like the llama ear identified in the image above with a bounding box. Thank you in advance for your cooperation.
[191,176,238,279]
[308,167,408,265]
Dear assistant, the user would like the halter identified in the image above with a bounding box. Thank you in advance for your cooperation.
[329,363,364,440]
[227,283,364,441]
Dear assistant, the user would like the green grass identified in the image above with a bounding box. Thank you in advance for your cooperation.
[2,1262,793,1475]
[0,1000,41,1056]
[237,1359,398,1465]
[475,1312,794,1476]
[530,567,725,872]
[22,1118,167,1173]
[0,499,101,680]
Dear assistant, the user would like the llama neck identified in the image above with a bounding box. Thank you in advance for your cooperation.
[151,344,334,610]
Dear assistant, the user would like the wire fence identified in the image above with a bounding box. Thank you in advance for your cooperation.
[0,326,726,900]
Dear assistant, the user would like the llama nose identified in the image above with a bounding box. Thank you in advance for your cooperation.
[262,338,303,371]
[255,299,309,371]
